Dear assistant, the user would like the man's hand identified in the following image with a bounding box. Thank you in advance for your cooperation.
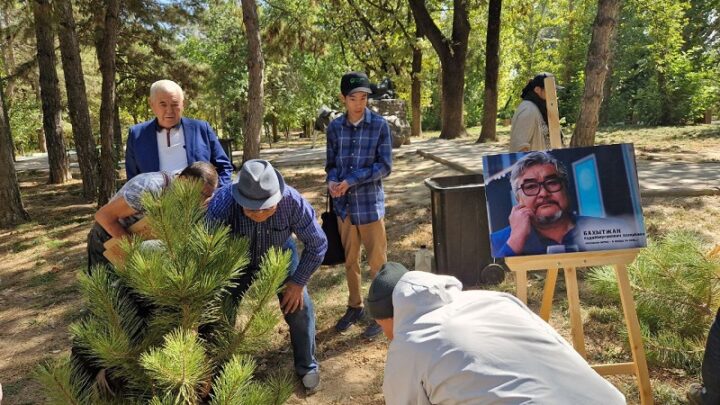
[328,181,341,198]
[506,204,533,254]
[328,180,350,197]
[280,281,304,314]
[96,368,116,397]
[334,180,350,196]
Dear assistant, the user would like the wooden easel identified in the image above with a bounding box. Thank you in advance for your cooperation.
[502,75,654,404]
[102,217,154,267]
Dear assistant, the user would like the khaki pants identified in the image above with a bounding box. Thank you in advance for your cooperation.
[337,216,387,308]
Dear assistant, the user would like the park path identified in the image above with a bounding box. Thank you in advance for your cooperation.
[267,138,720,194]
[14,138,720,194]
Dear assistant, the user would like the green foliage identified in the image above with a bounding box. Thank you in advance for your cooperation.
[212,247,292,364]
[140,329,212,404]
[601,0,719,125]
[36,180,293,403]
[35,358,95,405]
[587,230,720,370]
[208,354,293,405]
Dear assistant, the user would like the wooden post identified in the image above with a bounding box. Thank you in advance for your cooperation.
[544,74,562,149]
[539,267,558,321]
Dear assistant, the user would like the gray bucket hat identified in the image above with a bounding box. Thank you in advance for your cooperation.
[232,159,286,209]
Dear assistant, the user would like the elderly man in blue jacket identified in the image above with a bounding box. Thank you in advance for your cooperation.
[125,80,234,186]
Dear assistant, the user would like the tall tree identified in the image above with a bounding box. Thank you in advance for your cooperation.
[477,0,502,143]
[32,0,71,184]
[571,0,621,146]
[411,28,422,137]
[94,0,120,205]
[240,0,264,162]
[409,0,470,139]
[55,0,98,200]
[0,78,29,227]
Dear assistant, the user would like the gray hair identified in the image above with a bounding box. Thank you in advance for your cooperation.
[149,80,184,102]
[509,151,568,193]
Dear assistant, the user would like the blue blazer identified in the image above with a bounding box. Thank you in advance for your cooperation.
[125,117,234,187]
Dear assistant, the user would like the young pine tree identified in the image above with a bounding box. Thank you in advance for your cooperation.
[36,180,294,404]
[587,230,720,371]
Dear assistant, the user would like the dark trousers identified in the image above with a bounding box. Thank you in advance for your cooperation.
[703,307,720,404]
[86,222,112,272]
[225,239,318,376]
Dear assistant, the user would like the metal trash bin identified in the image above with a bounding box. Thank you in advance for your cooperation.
[424,174,505,287]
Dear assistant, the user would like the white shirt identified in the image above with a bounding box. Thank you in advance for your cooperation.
[156,126,188,174]
[383,271,626,405]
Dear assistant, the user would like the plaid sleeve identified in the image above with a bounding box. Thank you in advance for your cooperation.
[206,184,234,225]
[288,190,327,285]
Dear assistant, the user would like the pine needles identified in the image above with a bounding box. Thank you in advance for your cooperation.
[587,230,720,371]
[36,179,294,404]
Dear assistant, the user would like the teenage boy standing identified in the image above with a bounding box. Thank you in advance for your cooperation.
[325,71,393,339]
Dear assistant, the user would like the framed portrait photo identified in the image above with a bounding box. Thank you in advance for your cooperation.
[482,144,647,258]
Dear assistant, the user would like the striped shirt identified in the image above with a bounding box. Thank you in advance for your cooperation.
[325,108,392,225]
[206,183,328,286]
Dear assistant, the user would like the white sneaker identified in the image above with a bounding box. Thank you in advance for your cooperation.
[301,370,320,392]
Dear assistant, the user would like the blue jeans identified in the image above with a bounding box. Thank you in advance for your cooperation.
[230,239,318,376]
[703,307,720,404]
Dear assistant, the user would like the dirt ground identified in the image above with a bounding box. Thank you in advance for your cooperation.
[1,125,720,404]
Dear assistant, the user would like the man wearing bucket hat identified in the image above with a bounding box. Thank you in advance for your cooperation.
[206,159,327,392]
[367,263,625,404]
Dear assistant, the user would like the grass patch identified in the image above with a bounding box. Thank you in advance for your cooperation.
[11,236,47,253]
[45,239,71,250]
[652,380,686,405]
[28,271,58,288]
[588,306,622,324]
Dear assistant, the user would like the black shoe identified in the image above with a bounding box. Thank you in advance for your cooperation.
[335,306,364,332]
[362,322,383,339]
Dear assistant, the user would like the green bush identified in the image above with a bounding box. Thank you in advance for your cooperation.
[587,230,720,371]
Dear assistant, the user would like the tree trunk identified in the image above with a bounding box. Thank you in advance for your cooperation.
[94,0,120,205]
[114,94,122,161]
[599,46,615,126]
[1,5,18,160]
[0,78,29,227]
[29,73,47,153]
[32,0,71,184]
[562,0,576,87]
[409,0,470,139]
[571,0,621,147]
[477,0,502,143]
[55,0,98,200]
[240,0,264,163]
[271,116,280,143]
[411,30,422,137]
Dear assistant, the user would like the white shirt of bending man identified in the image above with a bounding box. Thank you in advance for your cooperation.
[156,125,187,174]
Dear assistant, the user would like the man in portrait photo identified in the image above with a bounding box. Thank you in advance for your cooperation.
[489,150,642,257]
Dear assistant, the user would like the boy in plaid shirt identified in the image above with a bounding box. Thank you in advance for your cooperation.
[325,71,393,338]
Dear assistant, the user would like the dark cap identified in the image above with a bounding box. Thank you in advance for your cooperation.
[366,262,409,320]
[341,72,372,96]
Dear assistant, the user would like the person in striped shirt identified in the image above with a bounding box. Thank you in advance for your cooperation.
[325,71,393,339]
[206,159,328,392]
